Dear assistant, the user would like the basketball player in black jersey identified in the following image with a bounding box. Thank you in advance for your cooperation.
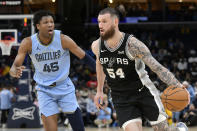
[91,7,189,131]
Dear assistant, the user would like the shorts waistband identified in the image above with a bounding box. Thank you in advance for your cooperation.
[37,79,66,88]
[49,80,66,87]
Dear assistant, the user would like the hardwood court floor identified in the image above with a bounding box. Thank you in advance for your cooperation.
[0,127,196,131]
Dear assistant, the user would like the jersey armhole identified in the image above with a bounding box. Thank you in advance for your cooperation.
[59,31,68,51]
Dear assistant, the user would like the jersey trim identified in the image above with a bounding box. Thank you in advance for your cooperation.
[104,32,125,52]
[124,34,165,115]
[134,58,166,115]
[36,31,55,46]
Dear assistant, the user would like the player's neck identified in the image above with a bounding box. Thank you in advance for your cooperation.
[106,31,123,48]
[38,32,53,45]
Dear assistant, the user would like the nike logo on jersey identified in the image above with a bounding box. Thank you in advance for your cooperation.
[101,50,107,52]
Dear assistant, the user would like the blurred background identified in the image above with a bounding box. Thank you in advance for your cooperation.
[0,0,197,130]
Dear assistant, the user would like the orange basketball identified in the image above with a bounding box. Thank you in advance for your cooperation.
[161,86,189,112]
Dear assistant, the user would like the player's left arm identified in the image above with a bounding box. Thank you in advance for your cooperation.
[127,36,181,87]
[61,34,95,71]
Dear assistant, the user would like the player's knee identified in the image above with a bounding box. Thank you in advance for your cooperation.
[152,120,169,131]
[122,118,142,131]
[67,107,85,131]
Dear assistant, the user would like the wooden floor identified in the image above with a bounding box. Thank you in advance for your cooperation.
[87,126,195,131]
[0,127,196,131]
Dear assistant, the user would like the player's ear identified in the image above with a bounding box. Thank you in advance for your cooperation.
[36,24,40,30]
[114,17,119,26]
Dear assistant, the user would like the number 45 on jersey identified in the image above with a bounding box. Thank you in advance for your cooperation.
[43,62,59,72]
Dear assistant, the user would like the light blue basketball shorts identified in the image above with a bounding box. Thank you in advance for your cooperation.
[36,79,79,117]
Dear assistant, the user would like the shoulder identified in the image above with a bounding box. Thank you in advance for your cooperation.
[60,34,71,42]
[60,34,77,44]
[21,37,32,46]
[126,36,151,59]
[20,37,32,53]
[91,39,99,49]
[22,36,32,43]
[91,38,100,55]
[126,35,147,50]
[127,36,139,44]
[60,34,76,49]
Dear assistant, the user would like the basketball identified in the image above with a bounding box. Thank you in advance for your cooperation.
[161,86,189,112]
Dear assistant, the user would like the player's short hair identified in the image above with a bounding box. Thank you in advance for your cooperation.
[99,7,119,20]
[33,10,55,32]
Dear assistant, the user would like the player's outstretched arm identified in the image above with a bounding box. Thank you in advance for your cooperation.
[9,37,31,78]
[61,34,95,71]
[91,40,106,110]
[127,37,181,87]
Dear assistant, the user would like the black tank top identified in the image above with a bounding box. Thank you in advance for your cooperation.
[99,33,143,95]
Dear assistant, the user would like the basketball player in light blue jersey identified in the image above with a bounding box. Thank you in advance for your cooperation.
[9,10,95,131]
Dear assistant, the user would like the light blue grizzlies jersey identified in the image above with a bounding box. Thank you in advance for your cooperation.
[29,30,70,86]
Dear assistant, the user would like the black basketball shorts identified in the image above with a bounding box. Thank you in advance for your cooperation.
[111,87,167,128]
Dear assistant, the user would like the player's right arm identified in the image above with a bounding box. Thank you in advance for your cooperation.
[127,37,182,88]
[91,39,106,110]
[9,37,32,78]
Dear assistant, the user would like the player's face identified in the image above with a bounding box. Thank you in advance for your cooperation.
[98,13,116,40]
[36,16,54,37]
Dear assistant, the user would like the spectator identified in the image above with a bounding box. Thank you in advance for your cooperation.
[194,82,197,94]
[182,104,197,126]
[0,84,14,128]
[177,58,188,71]
[183,81,196,104]
[76,89,88,125]
[173,81,197,124]
[86,91,97,126]
[116,4,126,22]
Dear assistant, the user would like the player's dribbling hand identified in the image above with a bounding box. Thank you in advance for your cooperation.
[94,91,104,110]
[10,66,26,78]
[180,83,191,105]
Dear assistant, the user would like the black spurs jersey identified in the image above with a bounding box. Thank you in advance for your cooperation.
[99,33,165,118]
[99,33,144,94]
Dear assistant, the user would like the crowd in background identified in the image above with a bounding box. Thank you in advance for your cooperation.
[89,3,197,23]
[119,3,197,22]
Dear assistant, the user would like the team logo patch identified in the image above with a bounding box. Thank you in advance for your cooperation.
[108,57,116,67]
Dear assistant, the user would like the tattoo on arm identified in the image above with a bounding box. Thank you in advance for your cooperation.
[127,37,180,87]
[152,120,179,131]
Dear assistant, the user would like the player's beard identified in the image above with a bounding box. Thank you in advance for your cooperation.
[100,25,115,40]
